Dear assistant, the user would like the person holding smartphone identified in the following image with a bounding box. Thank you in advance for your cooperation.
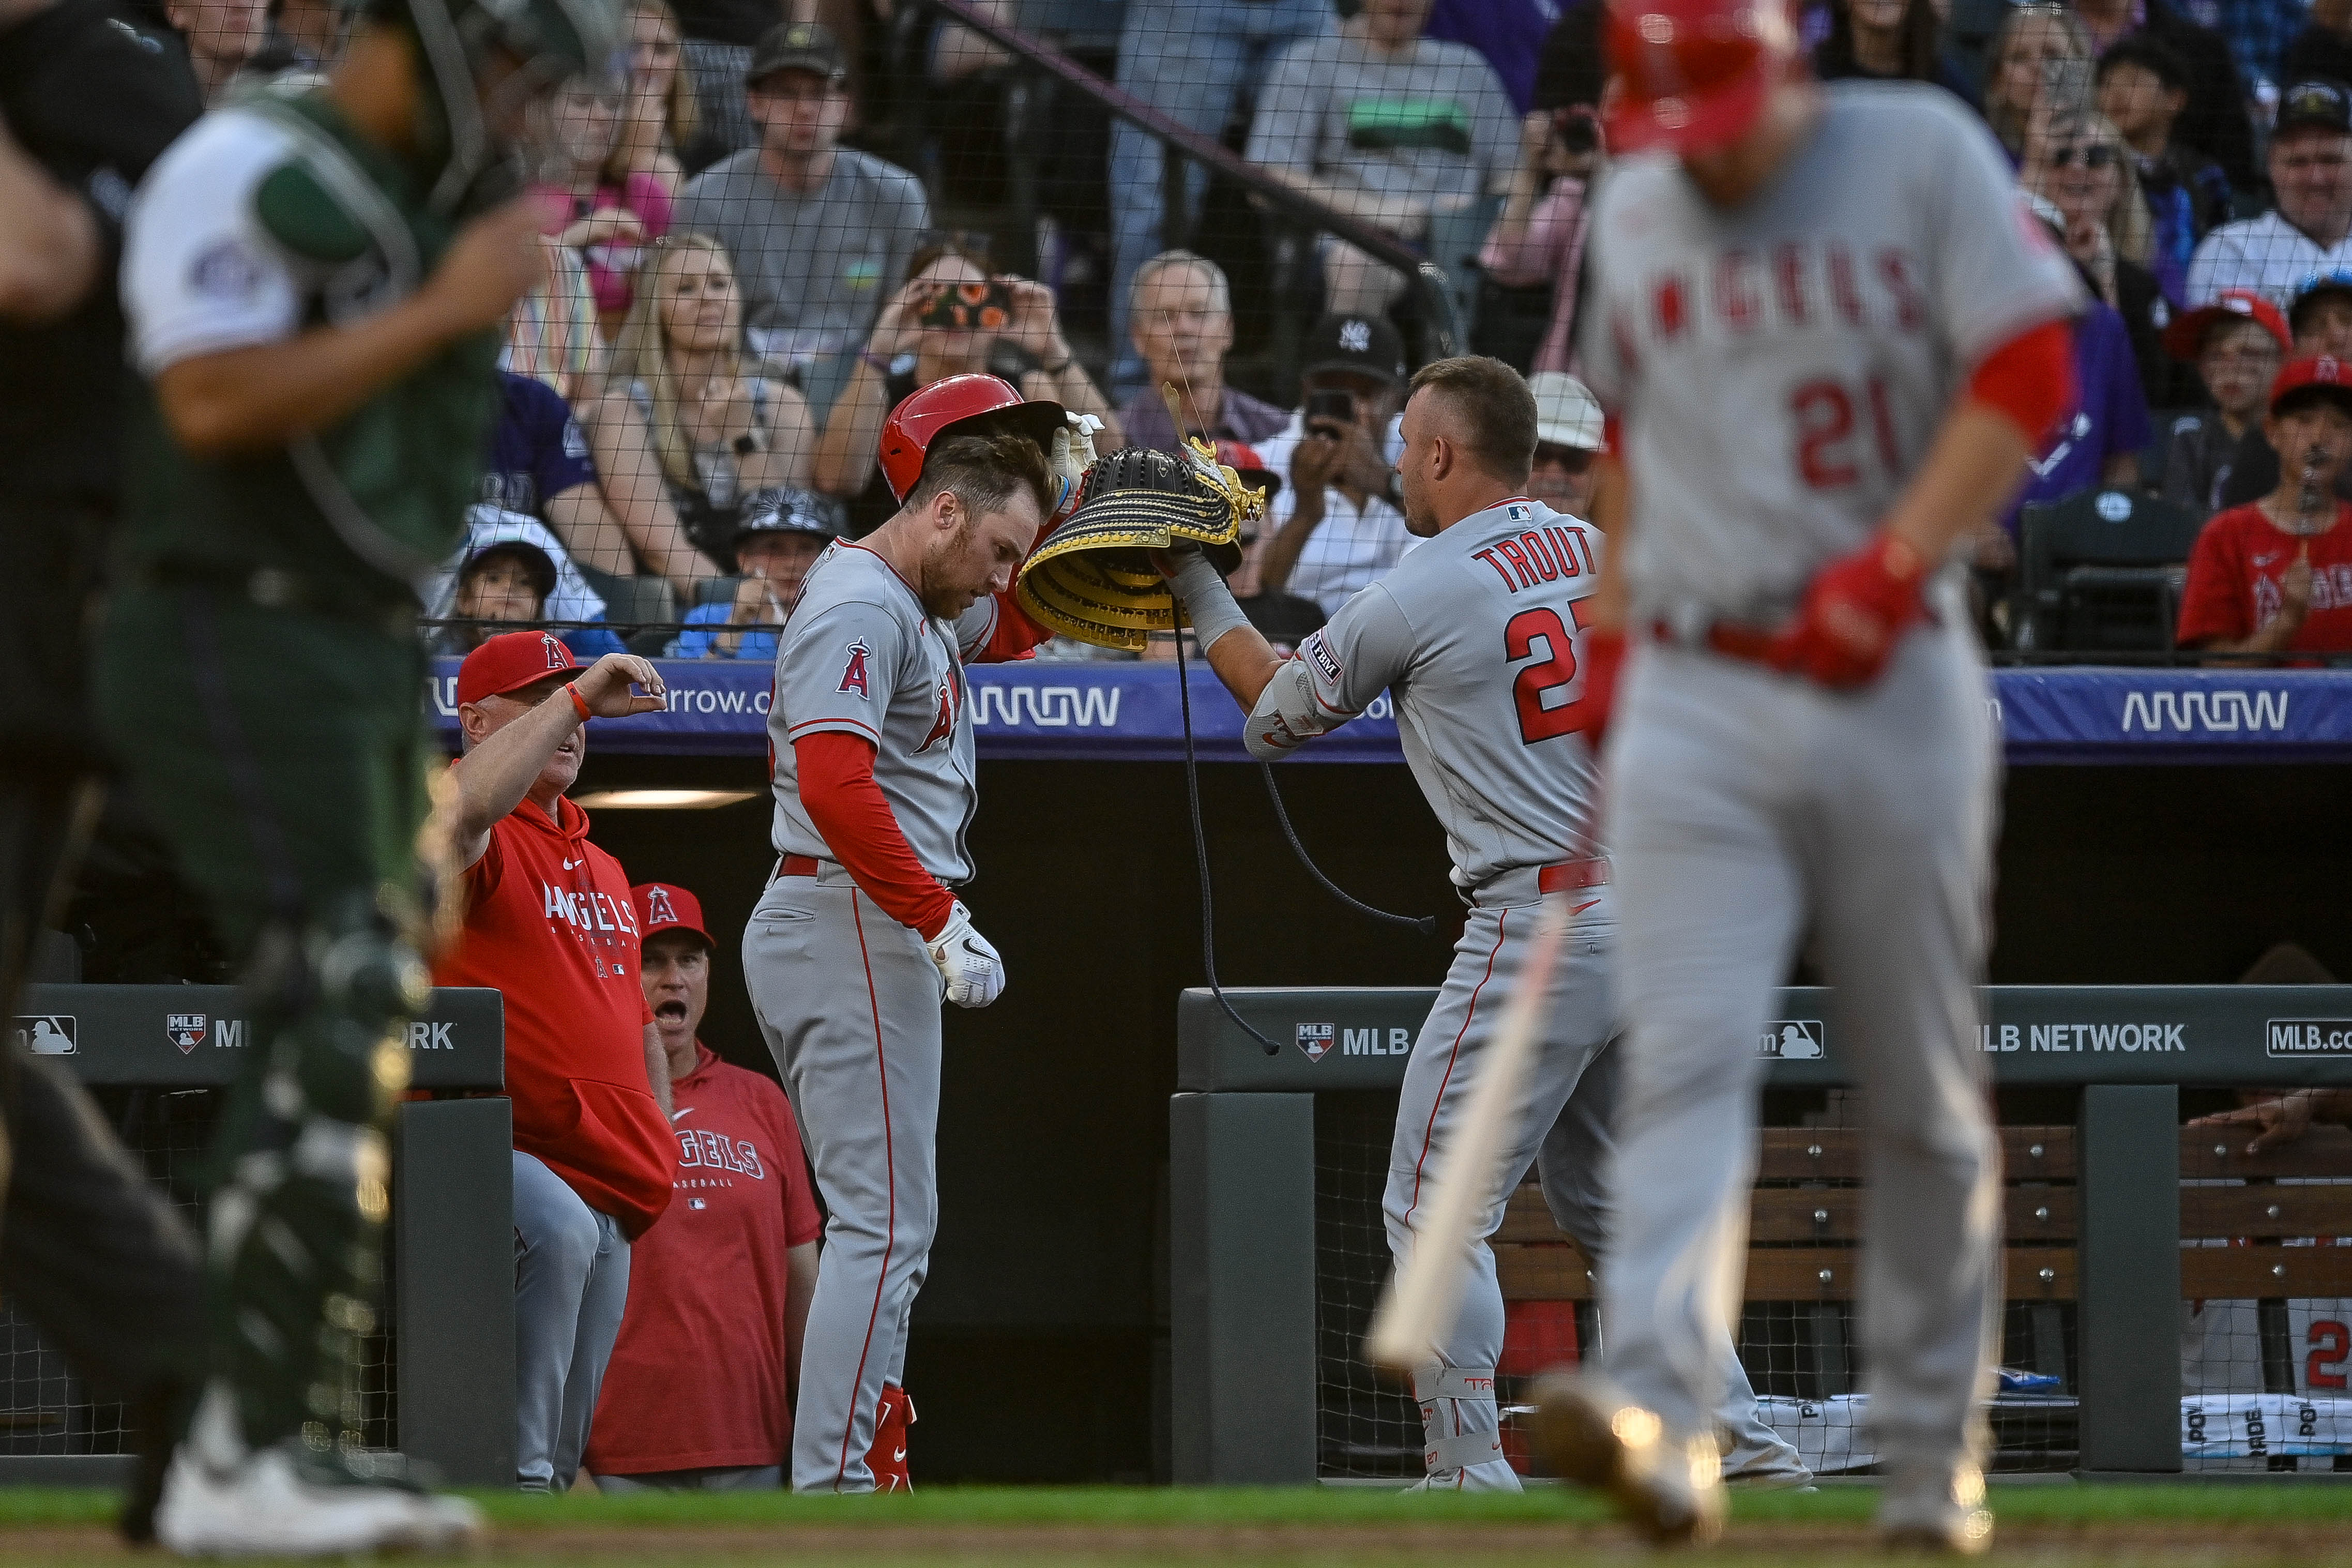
[1479,105,1603,375]
[1252,312,1416,616]
[813,238,1121,522]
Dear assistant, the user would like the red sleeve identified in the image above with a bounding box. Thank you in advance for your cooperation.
[1967,318,2075,447]
[461,813,506,900]
[794,730,958,939]
[1600,413,1622,459]
[2176,514,2247,648]
[973,587,1054,663]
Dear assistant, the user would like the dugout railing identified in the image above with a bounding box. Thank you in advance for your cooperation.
[1171,985,2352,1485]
[0,985,512,1486]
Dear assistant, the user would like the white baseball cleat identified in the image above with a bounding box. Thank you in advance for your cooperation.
[1877,1462,1995,1555]
[156,1442,484,1558]
[1526,1371,1725,1545]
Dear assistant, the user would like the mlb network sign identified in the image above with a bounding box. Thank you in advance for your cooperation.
[2267,1019,2352,1057]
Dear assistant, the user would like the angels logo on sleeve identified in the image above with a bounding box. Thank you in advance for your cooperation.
[838,640,872,699]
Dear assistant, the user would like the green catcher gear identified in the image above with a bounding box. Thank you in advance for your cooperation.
[368,0,623,212]
[1014,440,1267,651]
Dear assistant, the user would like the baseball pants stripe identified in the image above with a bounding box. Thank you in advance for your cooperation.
[746,874,940,1494]
[1601,619,2002,1479]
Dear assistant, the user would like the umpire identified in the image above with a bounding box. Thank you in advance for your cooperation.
[0,0,206,1544]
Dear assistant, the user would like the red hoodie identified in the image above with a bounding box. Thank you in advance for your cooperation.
[434,793,674,1238]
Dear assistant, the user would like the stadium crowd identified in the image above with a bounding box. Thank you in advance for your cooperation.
[84,0,2352,661]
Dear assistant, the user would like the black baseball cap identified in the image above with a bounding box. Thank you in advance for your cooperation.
[1302,313,1407,384]
[2277,79,2352,137]
[747,21,846,87]
[734,488,840,543]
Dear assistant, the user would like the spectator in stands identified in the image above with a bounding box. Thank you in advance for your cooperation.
[600,233,815,570]
[1116,252,1288,453]
[2217,270,2352,506]
[1811,0,1980,104]
[166,0,265,102]
[2215,0,2323,102]
[2282,0,2352,92]
[540,79,674,336]
[1140,444,1324,659]
[2097,37,2232,308]
[1246,0,1520,317]
[2157,290,2292,514]
[507,240,608,410]
[669,490,837,659]
[619,0,696,189]
[1983,5,2096,168]
[814,239,1119,509]
[1253,313,1414,616]
[428,511,628,660]
[1478,106,1601,377]
[2025,113,2186,408]
[484,368,705,597]
[435,635,676,1492]
[584,882,823,1492]
[662,0,770,166]
[245,0,339,76]
[673,24,928,367]
[1526,373,1605,519]
[1427,0,1553,112]
[2188,80,2352,305]
[2180,354,2352,654]
[2063,0,2256,192]
[1102,0,1329,400]
[1530,1,1604,116]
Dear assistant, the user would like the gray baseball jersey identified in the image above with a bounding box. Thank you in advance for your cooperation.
[1246,497,1604,889]
[1579,82,2082,628]
[767,540,1008,882]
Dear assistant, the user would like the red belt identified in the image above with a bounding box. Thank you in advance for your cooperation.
[1538,859,1609,893]
[772,854,821,882]
[1652,619,1780,667]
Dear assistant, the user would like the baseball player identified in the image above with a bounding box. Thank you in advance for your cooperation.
[745,382,1063,1494]
[1159,357,1806,1493]
[1526,0,2083,1548]
[96,0,616,1551]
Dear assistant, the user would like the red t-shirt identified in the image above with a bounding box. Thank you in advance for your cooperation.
[2178,502,2352,653]
[584,1045,823,1475]
[433,794,674,1239]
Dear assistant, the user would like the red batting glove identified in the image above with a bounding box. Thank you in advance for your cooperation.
[1579,627,1627,749]
[1766,532,1929,690]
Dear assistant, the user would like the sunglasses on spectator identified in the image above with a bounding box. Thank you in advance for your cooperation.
[2048,142,2117,168]
[1535,443,1596,474]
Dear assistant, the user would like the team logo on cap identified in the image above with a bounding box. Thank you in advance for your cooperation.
[645,885,681,926]
[1339,319,1372,354]
[541,633,568,670]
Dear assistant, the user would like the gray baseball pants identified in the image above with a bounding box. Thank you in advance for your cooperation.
[1388,884,1805,1489]
[745,865,939,1494]
[513,1151,632,1491]
[1600,615,2002,1481]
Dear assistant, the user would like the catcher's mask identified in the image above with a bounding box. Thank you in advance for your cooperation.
[375,0,623,214]
[1015,440,1268,651]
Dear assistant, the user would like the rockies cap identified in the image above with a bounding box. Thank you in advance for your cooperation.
[456,629,582,707]
[1301,313,1407,384]
[2270,354,2352,417]
[2162,287,2290,361]
[632,882,715,950]
[1603,0,1801,156]
[734,487,840,544]
[1528,372,1606,452]
[2275,79,2352,138]
[746,20,846,86]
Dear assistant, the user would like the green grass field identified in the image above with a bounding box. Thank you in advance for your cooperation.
[4,1482,2352,1565]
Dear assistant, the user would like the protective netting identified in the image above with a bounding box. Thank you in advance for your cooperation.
[1304,1086,2350,1481]
[0,1089,396,1458]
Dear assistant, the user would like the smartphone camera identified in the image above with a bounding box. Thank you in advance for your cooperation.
[1554,105,1600,156]
[1304,389,1356,429]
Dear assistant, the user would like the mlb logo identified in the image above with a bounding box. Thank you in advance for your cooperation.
[166,1013,208,1054]
[1296,1022,1336,1064]
[16,1016,74,1056]
[1760,1021,1825,1060]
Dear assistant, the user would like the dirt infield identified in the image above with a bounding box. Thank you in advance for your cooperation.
[1,1483,2349,1565]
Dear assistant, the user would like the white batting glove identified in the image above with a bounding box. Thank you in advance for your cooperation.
[1047,415,1103,524]
[927,902,1005,1008]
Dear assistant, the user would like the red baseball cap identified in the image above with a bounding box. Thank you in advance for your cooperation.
[2163,288,2291,362]
[1604,0,1802,156]
[632,882,714,950]
[2269,353,2352,415]
[456,630,582,707]
[1213,439,1283,499]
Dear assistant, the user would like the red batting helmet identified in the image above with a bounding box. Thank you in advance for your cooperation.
[877,373,1069,503]
[1604,0,1801,156]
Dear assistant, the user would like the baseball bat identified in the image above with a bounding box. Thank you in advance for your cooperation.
[1365,891,1572,1375]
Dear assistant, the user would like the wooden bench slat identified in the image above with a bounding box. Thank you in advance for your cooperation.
[2181,1185,2352,1240]
[2183,1246,2352,1298]
[1754,1128,2077,1182]
[2180,1124,2352,1180]
[1496,1242,1592,1301]
[1497,1244,2078,1303]
[1496,1184,2078,1246]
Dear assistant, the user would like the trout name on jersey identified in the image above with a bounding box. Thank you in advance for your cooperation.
[1608,240,1926,368]
[1471,519,1598,594]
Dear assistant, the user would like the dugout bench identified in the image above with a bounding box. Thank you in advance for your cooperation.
[0,985,511,1486]
[1171,985,2352,1484]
